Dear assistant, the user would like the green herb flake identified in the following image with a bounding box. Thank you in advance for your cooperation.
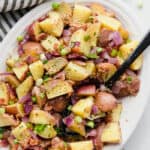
[51,2,60,10]
[43,60,48,64]
[40,92,45,99]
[0,127,5,134]
[27,72,32,76]
[14,139,19,144]
[17,35,23,42]
[96,47,103,53]
[87,53,99,59]
[43,75,49,82]
[75,116,82,123]
[126,76,132,84]
[34,124,46,133]
[84,35,91,41]
[110,49,118,57]
[0,108,5,114]
[8,100,15,105]
[32,96,37,103]
[86,121,95,128]
[60,48,69,56]
[67,105,72,111]
[0,133,3,139]
[88,16,94,22]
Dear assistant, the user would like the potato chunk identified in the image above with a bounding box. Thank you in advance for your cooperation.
[69,29,91,55]
[12,122,31,142]
[119,41,143,70]
[97,14,121,31]
[45,80,73,99]
[101,122,121,143]
[109,104,122,122]
[29,110,56,125]
[0,113,17,127]
[71,96,94,118]
[44,57,67,75]
[29,60,44,80]
[5,103,24,117]
[69,141,93,150]
[13,64,28,81]
[65,61,90,81]
[16,76,33,99]
[39,12,64,37]
[0,82,9,105]
[41,35,60,52]
[72,4,92,24]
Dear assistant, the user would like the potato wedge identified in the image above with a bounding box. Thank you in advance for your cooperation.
[71,96,94,118]
[72,4,92,24]
[69,29,91,55]
[101,122,121,143]
[86,23,101,47]
[109,104,122,122]
[45,80,73,99]
[29,109,56,125]
[55,2,72,24]
[39,12,64,37]
[5,103,24,117]
[65,61,90,81]
[4,74,20,88]
[119,41,143,70]
[29,60,44,80]
[44,57,67,75]
[36,125,57,139]
[16,76,33,99]
[12,122,31,142]
[69,120,86,136]
[6,57,16,68]
[85,61,96,76]
[97,14,121,31]
[0,113,17,127]
[13,64,28,81]
[0,82,9,105]
[41,35,60,52]
[69,141,93,150]
[118,26,129,40]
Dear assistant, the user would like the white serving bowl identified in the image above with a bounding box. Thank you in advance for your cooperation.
[0,0,149,150]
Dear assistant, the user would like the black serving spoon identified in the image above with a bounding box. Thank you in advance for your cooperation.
[105,31,150,88]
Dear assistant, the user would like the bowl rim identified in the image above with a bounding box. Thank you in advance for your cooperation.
[0,0,146,150]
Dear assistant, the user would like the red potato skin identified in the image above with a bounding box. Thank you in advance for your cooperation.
[77,85,96,96]
[95,92,117,112]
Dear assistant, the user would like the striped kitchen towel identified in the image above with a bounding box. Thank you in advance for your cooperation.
[0,0,47,41]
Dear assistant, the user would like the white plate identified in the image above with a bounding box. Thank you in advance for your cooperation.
[0,0,149,150]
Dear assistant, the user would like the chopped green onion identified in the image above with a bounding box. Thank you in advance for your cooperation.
[43,60,48,64]
[86,121,95,128]
[75,116,82,123]
[17,35,23,42]
[0,108,5,114]
[110,49,118,57]
[40,92,45,99]
[14,139,19,144]
[26,123,33,129]
[34,124,46,133]
[32,96,37,103]
[52,2,60,10]
[0,127,5,134]
[8,100,15,105]
[55,127,62,134]
[97,47,103,53]
[84,35,91,41]
[0,133,3,139]
[67,105,72,111]
[60,48,69,56]
[27,72,32,76]
[43,75,49,82]
[88,16,94,22]
[87,53,99,59]
[126,76,132,84]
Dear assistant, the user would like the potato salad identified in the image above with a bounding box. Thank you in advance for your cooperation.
[0,2,143,150]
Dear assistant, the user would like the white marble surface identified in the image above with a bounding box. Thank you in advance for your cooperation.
[123,0,150,149]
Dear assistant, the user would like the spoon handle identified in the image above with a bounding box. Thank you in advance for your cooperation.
[105,31,150,88]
